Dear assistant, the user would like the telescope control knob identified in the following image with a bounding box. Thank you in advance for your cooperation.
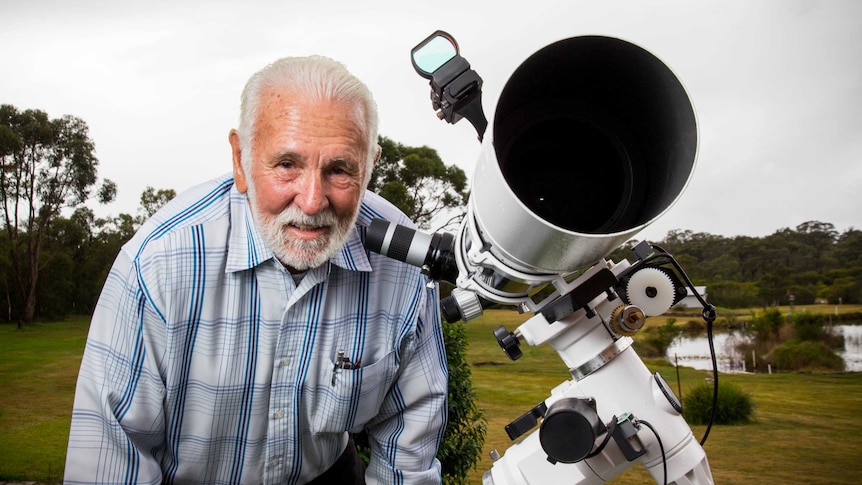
[610,305,646,336]
[441,288,485,323]
[494,326,523,361]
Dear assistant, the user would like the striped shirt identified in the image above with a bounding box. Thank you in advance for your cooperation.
[66,173,448,484]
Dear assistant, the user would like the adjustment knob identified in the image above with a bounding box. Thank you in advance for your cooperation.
[494,326,522,361]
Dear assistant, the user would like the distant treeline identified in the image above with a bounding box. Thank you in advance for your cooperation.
[610,220,862,309]
[3,215,859,322]
[0,207,138,322]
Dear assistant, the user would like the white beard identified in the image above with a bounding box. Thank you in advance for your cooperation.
[247,186,360,271]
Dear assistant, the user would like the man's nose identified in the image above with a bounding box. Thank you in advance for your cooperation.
[294,171,329,215]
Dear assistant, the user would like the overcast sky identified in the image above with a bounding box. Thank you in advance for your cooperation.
[3,0,860,243]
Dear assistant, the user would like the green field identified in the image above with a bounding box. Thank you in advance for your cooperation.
[0,317,89,482]
[465,309,862,484]
[1,309,861,484]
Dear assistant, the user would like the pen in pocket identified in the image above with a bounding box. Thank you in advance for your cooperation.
[331,349,362,385]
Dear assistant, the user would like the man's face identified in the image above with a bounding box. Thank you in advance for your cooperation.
[230,89,370,272]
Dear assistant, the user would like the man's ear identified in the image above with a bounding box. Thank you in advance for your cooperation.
[372,143,382,166]
[229,129,248,194]
[363,144,382,188]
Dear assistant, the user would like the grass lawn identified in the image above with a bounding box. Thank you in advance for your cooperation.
[0,317,89,483]
[2,308,861,484]
[464,309,862,484]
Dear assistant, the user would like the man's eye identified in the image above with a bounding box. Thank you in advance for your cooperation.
[329,161,358,178]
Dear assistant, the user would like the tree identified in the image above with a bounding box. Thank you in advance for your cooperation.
[707,281,760,309]
[37,208,96,318]
[833,228,862,268]
[0,105,114,324]
[137,186,176,222]
[369,136,468,231]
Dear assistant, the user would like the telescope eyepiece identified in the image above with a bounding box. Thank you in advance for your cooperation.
[365,218,459,284]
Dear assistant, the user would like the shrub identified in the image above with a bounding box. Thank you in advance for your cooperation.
[768,340,845,372]
[792,312,825,341]
[823,326,846,350]
[436,320,487,484]
[735,339,771,373]
[633,319,681,358]
[836,311,862,322]
[683,319,705,334]
[749,307,785,343]
[712,317,730,331]
[683,380,755,425]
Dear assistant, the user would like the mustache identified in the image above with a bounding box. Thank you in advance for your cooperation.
[274,205,339,229]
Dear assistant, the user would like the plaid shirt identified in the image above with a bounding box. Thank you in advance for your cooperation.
[66,173,448,484]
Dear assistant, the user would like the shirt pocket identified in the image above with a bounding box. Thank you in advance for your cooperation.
[312,350,398,434]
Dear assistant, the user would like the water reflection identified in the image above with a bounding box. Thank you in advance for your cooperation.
[665,324,862,373]
[840,324,862,371]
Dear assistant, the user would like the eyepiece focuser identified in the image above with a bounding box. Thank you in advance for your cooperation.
[365,218,459,284]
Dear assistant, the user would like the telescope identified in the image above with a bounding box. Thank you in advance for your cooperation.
[366,31,717,485]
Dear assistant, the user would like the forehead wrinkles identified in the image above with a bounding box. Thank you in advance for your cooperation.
[254,91,368,156]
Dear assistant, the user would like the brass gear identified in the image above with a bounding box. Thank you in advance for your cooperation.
[610,305,646,336]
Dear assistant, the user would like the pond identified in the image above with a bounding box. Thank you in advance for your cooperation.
[665,324,862,373]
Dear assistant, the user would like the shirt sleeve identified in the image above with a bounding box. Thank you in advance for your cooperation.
[65,249,167,484]
[365,279,449,485]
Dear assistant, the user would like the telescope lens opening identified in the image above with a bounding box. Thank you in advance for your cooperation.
[491,35,697,238]
[499,115,642,234]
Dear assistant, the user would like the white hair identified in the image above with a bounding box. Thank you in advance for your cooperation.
[237,55,379,179]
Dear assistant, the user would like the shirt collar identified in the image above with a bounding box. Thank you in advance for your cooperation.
[225,184,373,274]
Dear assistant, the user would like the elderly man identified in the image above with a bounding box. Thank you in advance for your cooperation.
[66,56,448,484]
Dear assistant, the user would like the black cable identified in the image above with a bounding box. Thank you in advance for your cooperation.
[642,245,719,445]
[636,419,667,485]
[584,417,618,459]
[700,305,718,446]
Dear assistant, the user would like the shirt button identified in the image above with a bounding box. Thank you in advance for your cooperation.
[279,358,290,367]
[274,410,285,419]
[270,458,280,466]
